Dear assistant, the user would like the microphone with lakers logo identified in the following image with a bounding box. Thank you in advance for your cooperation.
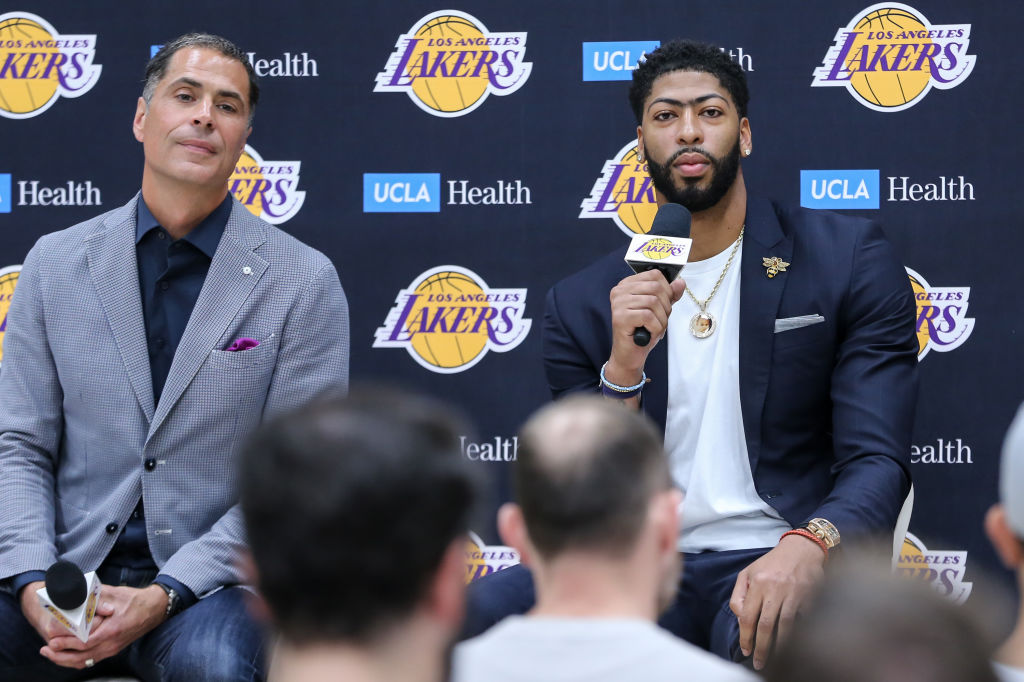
[624,203,693,346]
[36,560,102,642]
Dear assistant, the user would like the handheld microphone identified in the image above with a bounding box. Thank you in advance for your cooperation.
[624,203,692,346]
[37,560,102,642]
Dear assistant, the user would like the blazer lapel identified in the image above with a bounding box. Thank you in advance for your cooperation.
[148,202,268,439]
[86,196,155,422]
[739,198,792,472]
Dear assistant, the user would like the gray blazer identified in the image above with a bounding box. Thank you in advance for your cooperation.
[0,194,349,597]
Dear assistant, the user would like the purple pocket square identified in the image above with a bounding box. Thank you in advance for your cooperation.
[225,337,260,352]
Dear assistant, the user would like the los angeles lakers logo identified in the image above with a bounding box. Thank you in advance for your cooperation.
[0,264,21,367]
[374,266,531,374]
[0,12,101,119]
[228,145,305,225]
[906,267,974,360]
[374,10,531,117]
[812,3,974,112]
[580,140,658,236]
[464,531,519,584]
[896,532,972,603]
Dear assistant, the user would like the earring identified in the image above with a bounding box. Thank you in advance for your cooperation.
[637,151,645,162]
[744,148,751,157]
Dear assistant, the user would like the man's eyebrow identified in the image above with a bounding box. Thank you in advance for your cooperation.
[646,93,730,113]
[168,77,244,103]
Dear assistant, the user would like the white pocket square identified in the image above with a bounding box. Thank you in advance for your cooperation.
[774,314,825,333]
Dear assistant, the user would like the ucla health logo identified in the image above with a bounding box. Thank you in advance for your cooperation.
[896,532,972,603]
[374,10,531,117]
[465,531,519,584]
[0,264,21,367]
[800,170,879,209]
[0,173,11,213]
[374,266,531,374]
[580,140,657,235]
[364,173,440,213]
[812,3,974,112]
[582,41,659,81]
[228,145,305,225]
[906,267,974,361]
[0,12,101,119]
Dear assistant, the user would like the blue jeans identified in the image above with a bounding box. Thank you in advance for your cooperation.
[0,565,266,682]
[461,546,771,662]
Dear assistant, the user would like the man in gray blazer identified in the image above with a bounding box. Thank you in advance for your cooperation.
[0,33,349,681]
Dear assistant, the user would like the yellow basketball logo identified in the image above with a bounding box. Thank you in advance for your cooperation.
[636,238,675,260]
[464,531,519,584]
[580,140,658,236]
[812,3,974,112]
[0,12,101,119]
[375,10,531,118]
[896,532,972,603]
[906,267,973,360]
[374,265,531,373]
[229,145,305,225]
[0,265,21,367]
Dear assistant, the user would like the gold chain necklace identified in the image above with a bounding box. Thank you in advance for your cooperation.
[685,225,744,338]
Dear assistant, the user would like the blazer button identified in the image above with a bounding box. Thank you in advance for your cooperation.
[144,458,156,471]
[105,523,118,534]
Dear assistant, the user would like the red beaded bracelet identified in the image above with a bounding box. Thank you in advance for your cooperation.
[781,528,829,561]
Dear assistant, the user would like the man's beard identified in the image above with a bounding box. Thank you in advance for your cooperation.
[645,137,741,213]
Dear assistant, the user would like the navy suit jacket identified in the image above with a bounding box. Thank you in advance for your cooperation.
[543,198,918,537]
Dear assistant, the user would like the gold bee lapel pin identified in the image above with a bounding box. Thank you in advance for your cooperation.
[762,256,790,279]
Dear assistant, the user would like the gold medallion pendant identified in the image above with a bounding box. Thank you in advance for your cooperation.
[690,311,716,339]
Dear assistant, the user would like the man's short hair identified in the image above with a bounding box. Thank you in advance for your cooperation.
[143,33,259,123]
[1000,402,1024,539]
[239,387,477,645]
[628,39,749,124]
[514,396,672,559]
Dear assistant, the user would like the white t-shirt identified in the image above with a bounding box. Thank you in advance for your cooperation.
[453,616,756,682]
[994,661,1024,682]
[663,243,790,552]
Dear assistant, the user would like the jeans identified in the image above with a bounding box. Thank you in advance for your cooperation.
[0,565,266,682]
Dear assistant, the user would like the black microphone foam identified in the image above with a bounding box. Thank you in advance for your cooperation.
[45,560,87,610]
[647,202,692,238]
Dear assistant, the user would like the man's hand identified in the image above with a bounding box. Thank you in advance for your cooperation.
[19,579,70,643]
[606,270,686,389]
[39,584,168,669]
[729,534,826,670]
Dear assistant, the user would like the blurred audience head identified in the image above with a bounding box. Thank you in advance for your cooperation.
[986,403,1024,580]
[239,386,477,651]
[498,396,681,613]
[764,562,998,682]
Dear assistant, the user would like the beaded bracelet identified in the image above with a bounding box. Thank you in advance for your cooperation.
[599,362,646,400]
[781,528,829,561]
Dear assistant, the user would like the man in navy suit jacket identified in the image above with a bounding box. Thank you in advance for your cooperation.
[465,40,917,672]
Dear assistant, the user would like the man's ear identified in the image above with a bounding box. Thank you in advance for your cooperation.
[133,97,148,143]
[235,549,272,624]
[424,538,468,629]
[652,488,683,554]
[498,503,534,568]
[985,504,1024,569]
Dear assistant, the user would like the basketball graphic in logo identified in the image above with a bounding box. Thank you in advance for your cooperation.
[374,10,532,118]
[374,265,531,373]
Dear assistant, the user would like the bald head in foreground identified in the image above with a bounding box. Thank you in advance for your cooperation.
[454,396,754,682]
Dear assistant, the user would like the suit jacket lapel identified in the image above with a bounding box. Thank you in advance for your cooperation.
[86,195,155,422]
[739,198,792,472]
[148,201,269,439]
